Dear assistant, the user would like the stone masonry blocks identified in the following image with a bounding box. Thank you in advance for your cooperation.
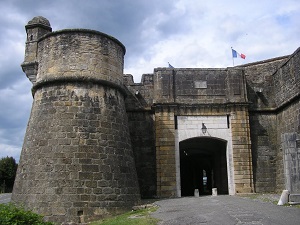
[155,110,177,198]
[13,83,140,224]
[13,18,140,224]
[13,16,300,224]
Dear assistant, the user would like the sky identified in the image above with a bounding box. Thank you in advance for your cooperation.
[0,0,299,161]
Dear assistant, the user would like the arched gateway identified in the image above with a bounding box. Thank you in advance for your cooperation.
[154,105,254,197]
[152,68,254,198]
[175,116,235,196]
[179,137,228,196]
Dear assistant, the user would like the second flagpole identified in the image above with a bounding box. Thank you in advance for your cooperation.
[231,47,235,66]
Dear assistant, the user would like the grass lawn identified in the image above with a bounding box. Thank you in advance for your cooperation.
[89,205,159,225]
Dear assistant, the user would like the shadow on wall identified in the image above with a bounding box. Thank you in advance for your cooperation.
[125,87,157,198]
[249,115,277,193]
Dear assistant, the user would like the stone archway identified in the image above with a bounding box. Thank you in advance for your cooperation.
[179,137,228,196]
[175,115,235,196]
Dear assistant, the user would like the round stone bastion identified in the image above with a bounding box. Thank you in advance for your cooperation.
[12,18,140,224]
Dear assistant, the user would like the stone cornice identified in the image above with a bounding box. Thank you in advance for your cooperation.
[249,92,300,114]
[32,76,128,97]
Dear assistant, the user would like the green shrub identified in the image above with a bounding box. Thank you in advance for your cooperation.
[0,203,54,225]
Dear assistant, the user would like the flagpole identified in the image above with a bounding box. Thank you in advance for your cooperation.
[231,47,234,66]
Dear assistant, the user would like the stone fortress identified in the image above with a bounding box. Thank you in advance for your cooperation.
[12,16,300,224]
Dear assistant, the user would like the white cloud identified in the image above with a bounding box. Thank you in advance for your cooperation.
[124,0,300,80]
[0,0,300,159]
[0,143,21,162]
[0,80,32,119]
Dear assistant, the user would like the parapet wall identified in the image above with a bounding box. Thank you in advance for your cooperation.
[273,48,300,108]
[152,68,247,104]
[241,56,288,110]
[37,29,125,88]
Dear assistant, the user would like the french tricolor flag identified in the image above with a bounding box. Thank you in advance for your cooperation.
[232,48,246,59]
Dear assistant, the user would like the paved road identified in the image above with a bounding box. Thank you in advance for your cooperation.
[151,195,300,225]
[0,193,11,204]
[1,193,299,224]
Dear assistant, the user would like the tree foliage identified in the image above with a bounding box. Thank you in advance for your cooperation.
[0,157,18,193]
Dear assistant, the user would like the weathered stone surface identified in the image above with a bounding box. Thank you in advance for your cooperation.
[13,16,300,224]
[125,48,299,197]
[13,17,140,224]
[289,194,300,203]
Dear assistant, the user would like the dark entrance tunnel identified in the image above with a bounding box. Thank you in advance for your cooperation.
[180,137,228,196]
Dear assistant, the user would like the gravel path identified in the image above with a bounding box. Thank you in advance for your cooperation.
[0,193,12,204]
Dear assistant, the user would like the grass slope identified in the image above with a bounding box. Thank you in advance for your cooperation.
[89,205,159,225]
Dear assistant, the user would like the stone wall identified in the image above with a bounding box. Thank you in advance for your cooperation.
[124,74,157,198]
[245,48,300,193]
[153,68,246,104]
[241,55,289,193]
[274,48,300,193]
[276,100,300,192]
[124,74,154,108]
[241,56,288,110]
[13,84,140,223]
[154,107,177,197]
[127,111,156,198]
[249,113,277,192]
[37,29,125,87]
[230,106,253,193]
[273,48,300,108]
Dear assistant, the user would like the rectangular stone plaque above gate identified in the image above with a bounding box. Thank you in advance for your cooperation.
[194,80,207,89]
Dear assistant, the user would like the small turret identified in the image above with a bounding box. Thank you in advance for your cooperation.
[21,16,52,84]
